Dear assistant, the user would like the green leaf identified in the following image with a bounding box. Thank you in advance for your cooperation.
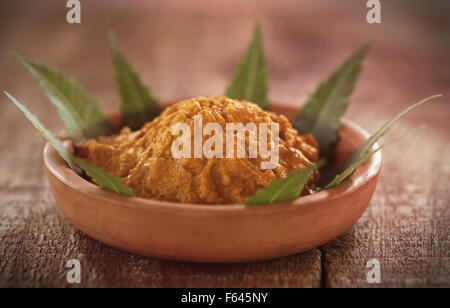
[72,157,136,196]
[109,32,160,130]
[294,44,371,157]
[245,159,325,205]
[5,91,135,197]
[5,91,76,170]
[12,52,112,143]
[323,94,442,189]
[225,22,270,110]
[324,146,382,189]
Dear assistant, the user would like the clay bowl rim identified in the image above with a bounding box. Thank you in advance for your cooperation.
[43,102,382,214]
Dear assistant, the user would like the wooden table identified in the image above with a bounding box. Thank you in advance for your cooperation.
[0,0,448,288]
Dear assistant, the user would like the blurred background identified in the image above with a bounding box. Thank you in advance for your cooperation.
[1,0,449,183]
[1,0,448,108]
[0,0,449,288]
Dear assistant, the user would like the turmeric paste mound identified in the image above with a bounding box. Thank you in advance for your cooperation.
[76,96,320,204]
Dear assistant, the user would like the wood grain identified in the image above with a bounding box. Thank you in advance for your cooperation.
[0,0,449,287]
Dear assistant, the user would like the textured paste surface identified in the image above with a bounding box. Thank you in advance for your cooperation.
[77,96,319,204]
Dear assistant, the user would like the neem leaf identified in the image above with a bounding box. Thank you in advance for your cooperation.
[225,22,270,110]
[5,91,76,170]
[72,157,135,196]
[294,44,371,157]
[109,32,160,130]
[12,52,112,143]
[324,146,382,190]
[5,92,135,197]
[324,94,442,189]
[245,159,324,205]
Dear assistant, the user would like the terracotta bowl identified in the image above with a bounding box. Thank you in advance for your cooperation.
[43,102,382,263]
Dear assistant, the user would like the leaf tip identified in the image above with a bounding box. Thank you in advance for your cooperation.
[10,52,34,71]
[107,30,115,39]
[108,31,119,51]
[355,42,372,61]
[3,91,16,103]
[363,41,374,50]
[10,51,23,63]
[254,20,262,32]
[252,21,264,45]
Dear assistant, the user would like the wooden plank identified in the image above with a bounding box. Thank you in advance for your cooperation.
[0,188,321,288]
[321,130,450,287]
